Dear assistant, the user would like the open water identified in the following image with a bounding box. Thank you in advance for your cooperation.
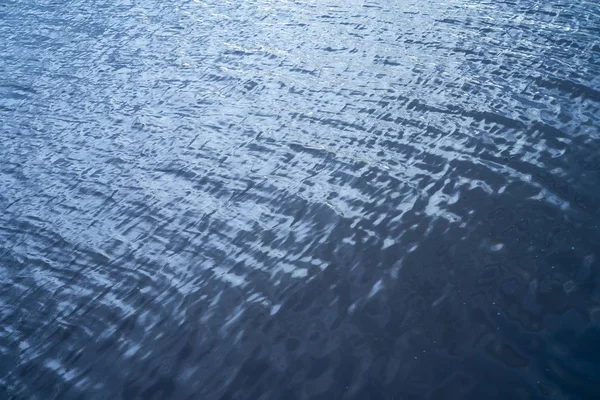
[1,0,600,399]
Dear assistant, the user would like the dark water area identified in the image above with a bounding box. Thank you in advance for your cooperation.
[1,0,600,398]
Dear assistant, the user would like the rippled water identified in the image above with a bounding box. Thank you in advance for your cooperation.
[1,0,600,398]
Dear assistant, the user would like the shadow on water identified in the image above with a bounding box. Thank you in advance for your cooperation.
[1,0,599,399]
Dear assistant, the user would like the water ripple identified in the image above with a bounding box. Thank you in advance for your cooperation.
[1,0,600,398]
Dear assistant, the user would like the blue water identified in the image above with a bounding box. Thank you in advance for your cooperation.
[1,0,600,399]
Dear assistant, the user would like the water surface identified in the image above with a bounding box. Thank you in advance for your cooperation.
[1,0,600,399]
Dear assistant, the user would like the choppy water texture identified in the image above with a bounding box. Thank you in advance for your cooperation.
[1,0,600,399]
